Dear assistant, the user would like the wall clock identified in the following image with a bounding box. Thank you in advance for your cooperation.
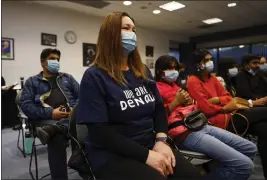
[64,31,77,44]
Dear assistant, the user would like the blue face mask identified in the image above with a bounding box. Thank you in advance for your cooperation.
[164,70,179,82]
[47,60,60,73]
[228,67,238,77]
[259,64,267,72]
[121,31,137,56]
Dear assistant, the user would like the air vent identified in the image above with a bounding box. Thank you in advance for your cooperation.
[67,1,110,9]
[197,24,215,29]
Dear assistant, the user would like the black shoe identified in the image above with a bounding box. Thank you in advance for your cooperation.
[68,148,91,174]
[36,124,67,145]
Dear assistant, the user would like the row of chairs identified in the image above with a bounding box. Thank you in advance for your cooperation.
[15,98,210,180]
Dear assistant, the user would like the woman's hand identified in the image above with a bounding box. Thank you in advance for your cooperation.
[175,90,192,105]
[174,89,186,105]
[208,97,220,105]
[184,97,194,106]
[253,97,267,106]
[153,141,176,175]
[146,150,170,177]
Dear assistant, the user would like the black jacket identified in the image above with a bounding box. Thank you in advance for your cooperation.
[236,70,267,100]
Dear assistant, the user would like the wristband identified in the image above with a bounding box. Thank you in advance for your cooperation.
[248,99,253,108]
[155,137,168,145]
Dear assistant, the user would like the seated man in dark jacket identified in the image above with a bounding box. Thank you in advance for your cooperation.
[20,48,79,180]
[260,56,267,77]
[236,54,267,106]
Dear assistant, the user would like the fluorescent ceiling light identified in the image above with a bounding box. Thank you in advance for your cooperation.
[228,3,237,7]
[153,10,161,14]
[239,45,245,48]
[123,1,132,6]
[159,1,185,11]
[202,18,223,24]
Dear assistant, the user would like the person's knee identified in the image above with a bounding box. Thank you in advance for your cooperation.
[248,141,258,157]
[48,134,68,147]
[235,156,254,176]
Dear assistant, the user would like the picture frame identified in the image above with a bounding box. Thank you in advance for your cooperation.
[146,58,154,69]
[83,43,96,67]
[146,46,154,57]
[41,33,57,47]
[1,37,14,60]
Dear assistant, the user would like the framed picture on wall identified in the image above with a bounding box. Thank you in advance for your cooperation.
[146,58,154,69]
[146,46,154,57]
[1,37,14,60]
[41,33,57,47]
[83,43,96,67]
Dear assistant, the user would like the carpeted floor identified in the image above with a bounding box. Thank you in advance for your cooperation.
[1,128,81,179]
[1,128,265,179]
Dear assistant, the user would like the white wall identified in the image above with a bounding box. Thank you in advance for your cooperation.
[2,1,186,84]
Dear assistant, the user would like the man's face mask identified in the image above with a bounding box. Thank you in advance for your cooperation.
[164,70,179,82]
[47,60,60,73]
[121,31,137,56]
[259,64,267,72]
[228,67,238,77]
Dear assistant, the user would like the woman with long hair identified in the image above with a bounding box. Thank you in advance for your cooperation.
[76,12,204,180]
[187,49,267,179]
[216,57,239,96]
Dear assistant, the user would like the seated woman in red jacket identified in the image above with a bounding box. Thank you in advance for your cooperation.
[187,49,267,179]
[155,55,256,180]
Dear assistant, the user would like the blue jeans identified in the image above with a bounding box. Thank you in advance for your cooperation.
[182,125,257,180]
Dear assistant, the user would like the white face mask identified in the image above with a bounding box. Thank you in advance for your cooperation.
[164,70,179,82]
[228,67,238,77]
[247,68,256,76]
[181,80,186,85]
[259,64,267,72]
[202,61,214,72]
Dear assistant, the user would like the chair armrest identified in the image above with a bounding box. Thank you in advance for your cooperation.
[179,150,210,160]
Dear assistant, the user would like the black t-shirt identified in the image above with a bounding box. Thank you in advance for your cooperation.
[77,66,163,169]
[44,76,67,109]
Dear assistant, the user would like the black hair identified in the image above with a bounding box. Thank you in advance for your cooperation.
[155,55,178,81]
[241,54,260,67]
[40,48,61,61]
[191,49,211,81]
[217,57,238,93]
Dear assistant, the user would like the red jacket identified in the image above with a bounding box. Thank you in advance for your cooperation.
[187,75,232,129]
[156,82,197,139]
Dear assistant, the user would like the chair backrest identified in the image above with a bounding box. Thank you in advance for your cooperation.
[69,105,88,145]
[15,90,22,105]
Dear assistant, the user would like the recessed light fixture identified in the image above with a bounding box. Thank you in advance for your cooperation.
[153,10,161,14]
[123,1,132,6]
[228,3,237,7]
[239,45,245,48]
[202,18,223,24]
[159,1,185,11]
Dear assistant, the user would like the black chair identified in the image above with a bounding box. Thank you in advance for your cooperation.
[15,90,27,158]
[15,90,50,180]
[28,120,51,180]
[67,106,96,180]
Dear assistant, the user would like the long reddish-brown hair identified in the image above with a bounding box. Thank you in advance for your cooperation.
[93,12,147,86]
